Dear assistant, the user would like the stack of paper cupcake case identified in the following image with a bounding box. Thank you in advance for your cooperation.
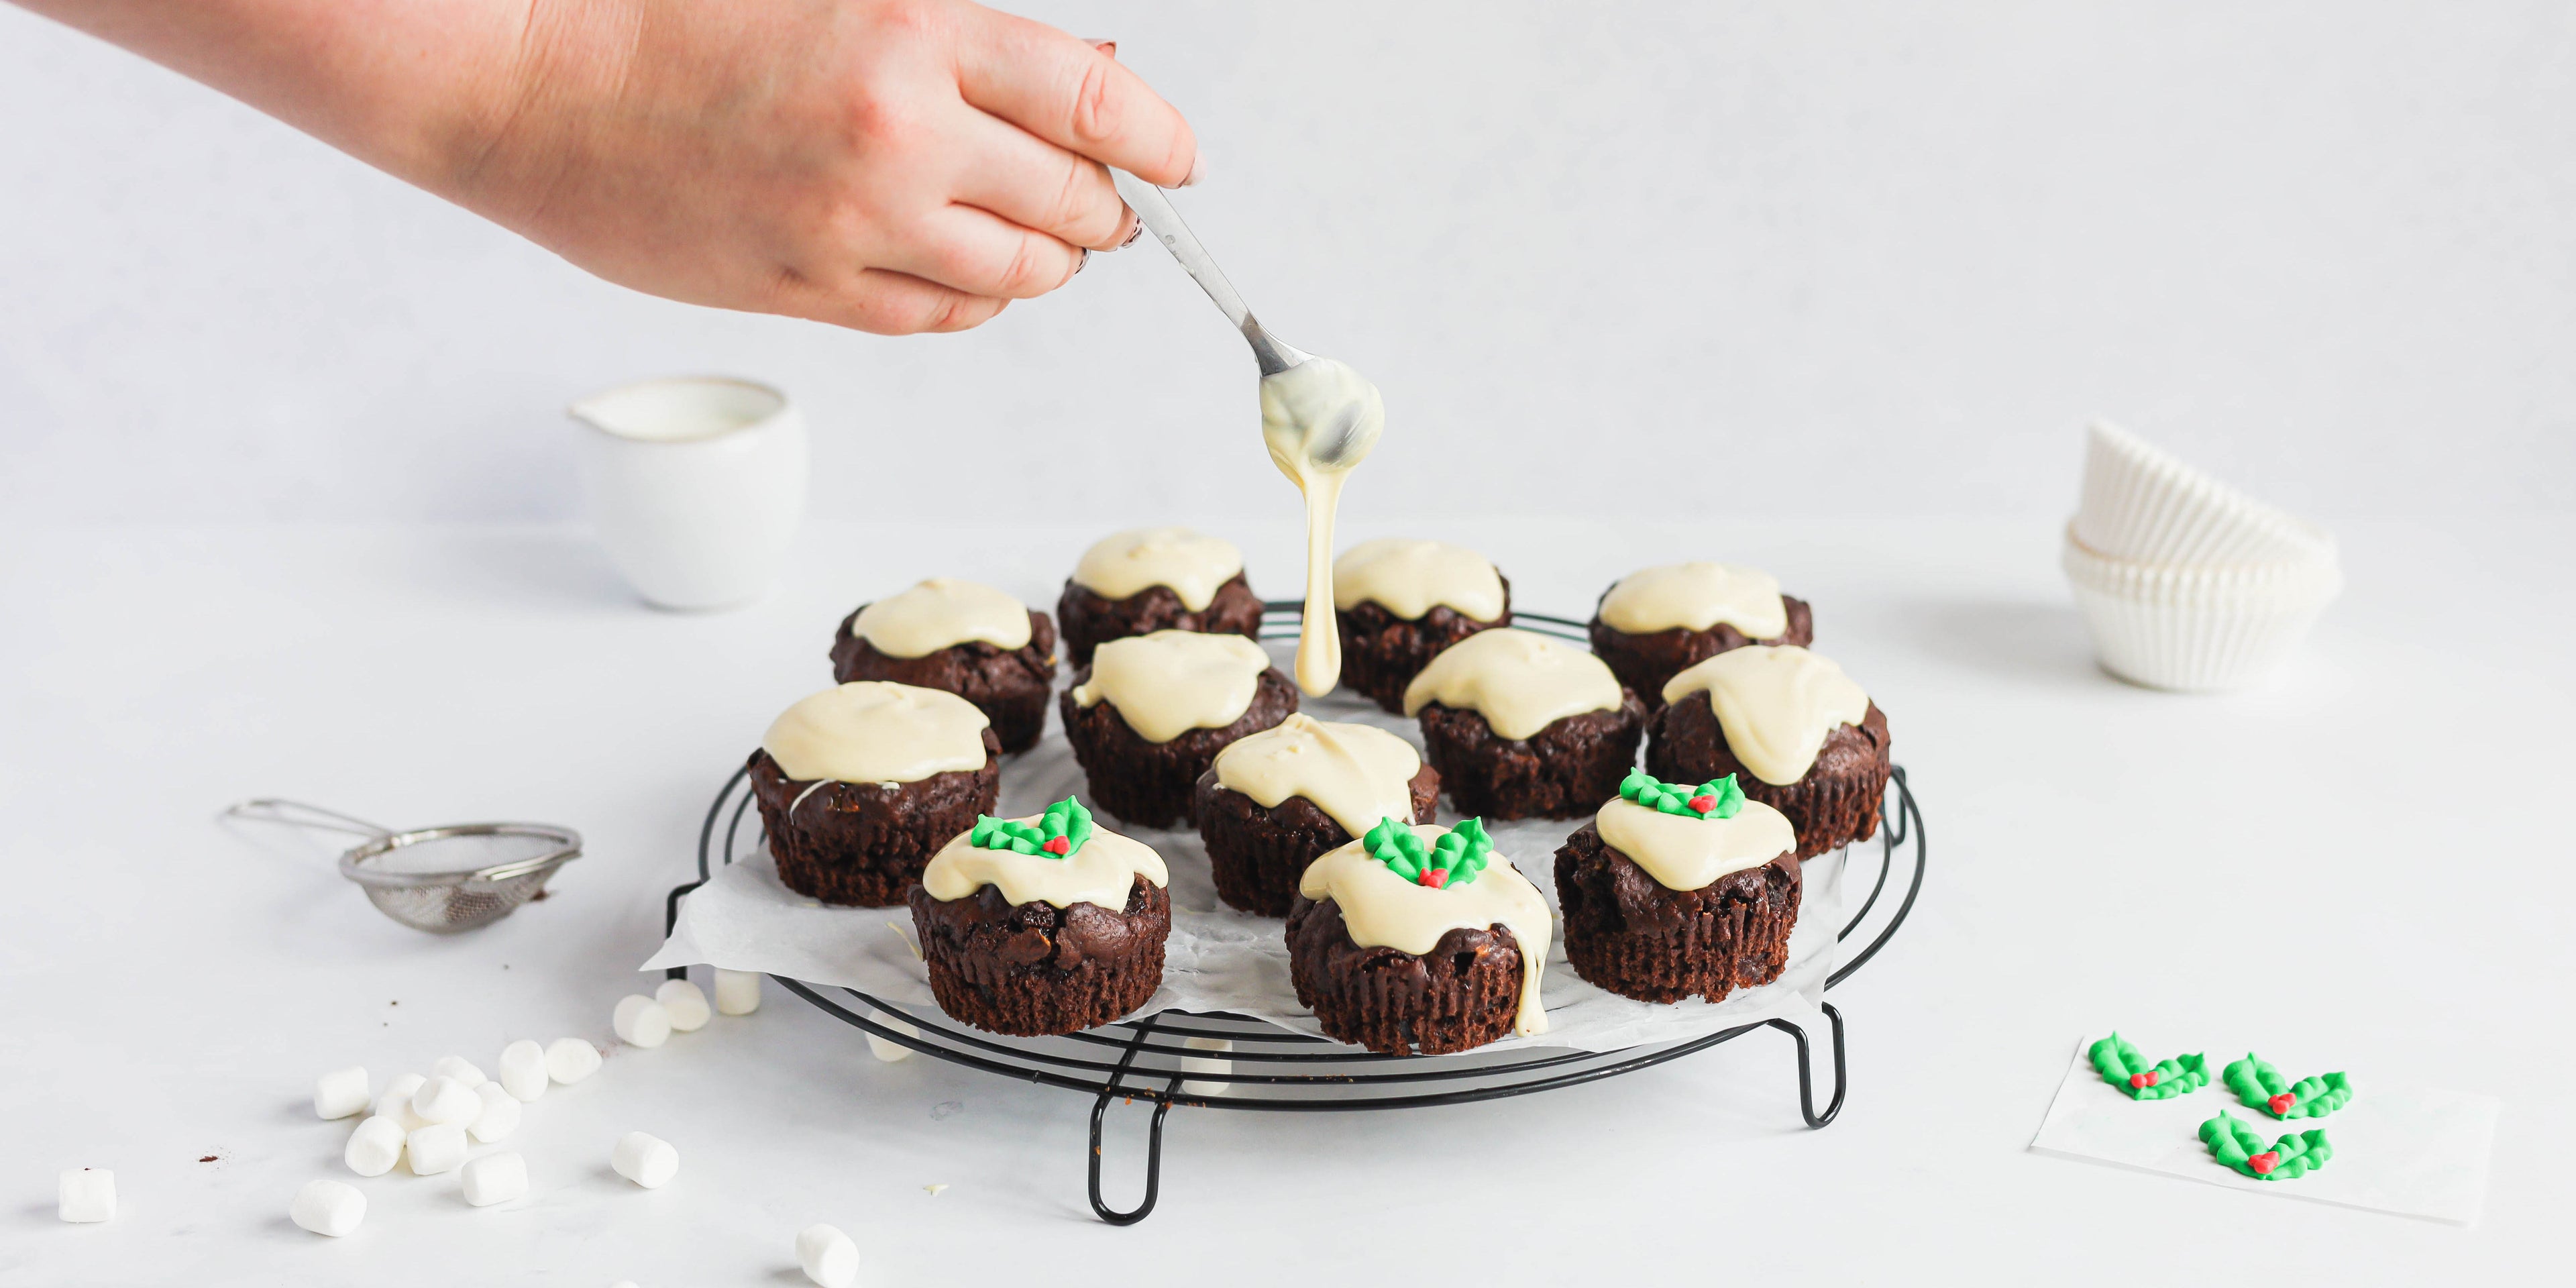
[2062,422,2343,692]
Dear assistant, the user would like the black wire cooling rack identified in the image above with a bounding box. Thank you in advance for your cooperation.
[663,605,1926,1225]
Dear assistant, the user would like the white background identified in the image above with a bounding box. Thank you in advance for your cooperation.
[4,1,2571,523]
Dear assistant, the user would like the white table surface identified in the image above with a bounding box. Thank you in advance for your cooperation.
[5,514,2568,1285]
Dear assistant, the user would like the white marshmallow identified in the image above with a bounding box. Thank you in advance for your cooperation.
[714,968,761,1015]
[290,1179,366,1237]
[344,1116,407,1177]
[412,1075,482,1126]
[429,1055,488,1089]
[1180,1036,1234,1097]
[405,1122,468,1175]
[376,1073,429,1128]
[460,1151,529,1207]
[865,1014,917,1063]
[498,1039,549,1102]
[610,1131,678,1189]
[545,1037,602,1085]
[796,1224,859,1288]
[655,979,712,1032]
[612,995,672,1049]
[57,1169,115,1223]
[468,1081,522,1143]
[313,1065,371,1120]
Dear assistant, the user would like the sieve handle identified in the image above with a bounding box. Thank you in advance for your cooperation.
[219,798,393,839]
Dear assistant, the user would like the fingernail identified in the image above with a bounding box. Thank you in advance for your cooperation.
[1073,248,1090,276]
[1181,151,1205,187]
[1118,217,1144,250]
[1087,39,1118,59]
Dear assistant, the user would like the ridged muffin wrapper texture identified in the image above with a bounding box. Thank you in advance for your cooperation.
[2061,526,2343,693]
[2073,421,2337,566]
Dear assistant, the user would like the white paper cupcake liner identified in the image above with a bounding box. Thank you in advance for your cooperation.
[2061,528,2341,692]
[2074,421,2335,566]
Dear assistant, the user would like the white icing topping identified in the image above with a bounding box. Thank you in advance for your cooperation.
[1261,359,1384,698]
[1071,629,1274,743]
[1660,645,1870,786]
[1401,628,1624,741]
[1210,713,1421,837]
[1598,562,1788,638]
[920,818,1167,909]
[851,578,1032,658]
[760,682,991,784]
[1298,823,1552,1037]
[1072,527,1245,612]
[1594,797,1799,892]
[1331,538,1505,622]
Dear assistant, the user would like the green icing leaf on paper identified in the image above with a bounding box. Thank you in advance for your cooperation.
[1617,769,1746,820]
[2087,1032,2208,1100]
[2200,1112,2332,1180]
[1362,817,1492,889]
[2222,1054,2355,1120]
[967,796,1094,859]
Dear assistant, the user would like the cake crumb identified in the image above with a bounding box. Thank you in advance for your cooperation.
[529,889,550,902]
[924,1183,948,1197]
[198,1155,218,1163]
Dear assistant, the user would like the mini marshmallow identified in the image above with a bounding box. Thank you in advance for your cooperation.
[405,1122,468,1175]
[865,1014,918,1063]
[796,1224,859,1288]
[498,1039,549,1102]
[545,1037,602,1085]
[290,1179,366,1237]
[1181,1036,1234,1097]
[313,1065,371,1120]
[460,1151,528,1207]
[412,1075,482,1126]
[57,1169,114,1223]
[655,979,712,1032]
[714,968,761,1015]
[376,1072,428,1126]
[610,1131,678,1189]
[612,995,672,1049]
[344,1116,407,1177]
[429,1055,488,1089]
[468,1081,522,1143]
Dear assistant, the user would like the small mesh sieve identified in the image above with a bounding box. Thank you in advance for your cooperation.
[222,799,582,933]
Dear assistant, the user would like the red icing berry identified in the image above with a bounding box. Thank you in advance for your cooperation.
[2267,1092,2297,1116]
[1418,868,1448,889]
[2129,1071,2158,1089]
[2247,1150,2279,1175]
[1688,795,1718,814]
[1042,836,1070,855]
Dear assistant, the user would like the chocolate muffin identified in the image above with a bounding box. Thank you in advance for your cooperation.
[1192,714,1440,916]
[829,578,1056,754]
[1587,562,1815,709]
[1059,631,1297,828]
[1646,645,1892,859]
[1554,770,1803,1004]
[910,798,1171,1036]
[1288,820,1555,1055]
[749,682,1001,906]
[1057,527,1264,666]
[1403,628,1646,820]
[1331,538,1512,712]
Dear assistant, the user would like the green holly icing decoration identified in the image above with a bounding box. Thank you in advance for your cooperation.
[2087,1032,2208,1099]
[2200,1112,2332,1180]
[1617,769,1746,820]
[1362,817,1493,889]
[2222,1055,2354,1120]
[967,797,1093,859]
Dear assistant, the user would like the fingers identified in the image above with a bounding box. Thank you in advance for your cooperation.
[769,264,1010,336]
[954,11,1198,186]
[951,111,1134,250]
[883,203,1087,300]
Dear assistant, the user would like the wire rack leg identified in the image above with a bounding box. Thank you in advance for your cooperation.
[1087,1017,1175,1225]
[1766,1003,1847,1128]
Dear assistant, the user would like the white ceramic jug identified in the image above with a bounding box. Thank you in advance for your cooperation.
[568,376,808,610]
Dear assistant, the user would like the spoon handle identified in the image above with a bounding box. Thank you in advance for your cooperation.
[1112,170,1307,375]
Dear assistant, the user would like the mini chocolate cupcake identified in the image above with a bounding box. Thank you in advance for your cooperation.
[1193,713,1439,916]
[1403,628,1646,820]
[1289,819,1554,1055]
[1646,645,1891,859]
[1587,562,1816,708]
[1555,769,1803,1004]
[1332,538,1512,712]
[748,682,1001,906]
[909,798,1171,1036]
[830,578,1057,754]
[1057,527,1265,666]
[1060,630,1297,828]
